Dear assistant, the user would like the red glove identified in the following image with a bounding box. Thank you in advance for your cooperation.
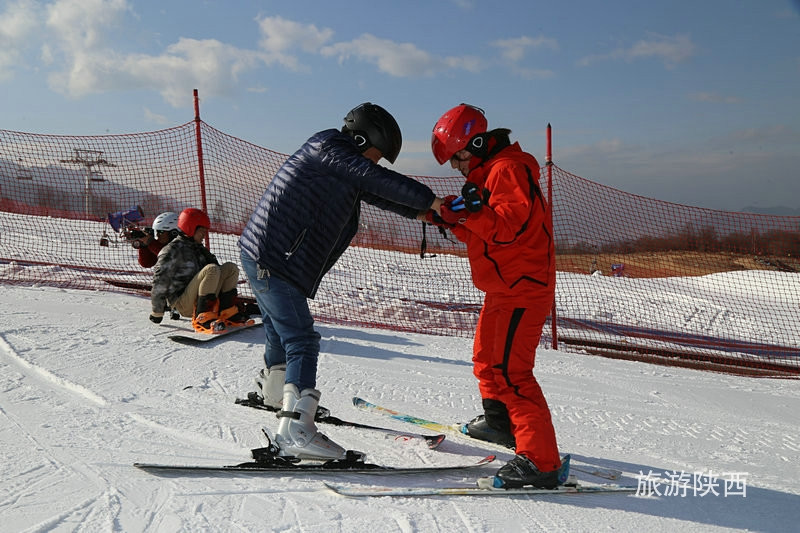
[425,209,453,227]
[438,195,469,225]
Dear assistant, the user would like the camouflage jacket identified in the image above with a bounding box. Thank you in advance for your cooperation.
[150,235,219,313]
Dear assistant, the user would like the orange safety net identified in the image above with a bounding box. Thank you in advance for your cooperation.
[0,121,797,377]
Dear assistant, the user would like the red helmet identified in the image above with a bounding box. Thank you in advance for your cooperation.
[431,104,488,165]
[177,208,210,237]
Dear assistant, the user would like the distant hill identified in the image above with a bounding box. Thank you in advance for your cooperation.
[740,205,800,216]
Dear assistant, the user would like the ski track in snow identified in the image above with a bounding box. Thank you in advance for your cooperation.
[0,320,256,531]
[0,338,116,531]
[0,284,799,532]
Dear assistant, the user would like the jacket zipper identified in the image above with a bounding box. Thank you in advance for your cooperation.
[284,229,307,259]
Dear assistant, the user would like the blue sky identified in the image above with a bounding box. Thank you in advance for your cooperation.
[1,0,799,213]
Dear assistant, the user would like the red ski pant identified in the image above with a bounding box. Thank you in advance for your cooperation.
[472,295,561,471]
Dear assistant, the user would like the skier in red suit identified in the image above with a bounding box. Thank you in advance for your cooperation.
[427,104,561,489]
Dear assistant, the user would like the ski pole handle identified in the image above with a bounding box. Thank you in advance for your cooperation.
[449,196,466,211]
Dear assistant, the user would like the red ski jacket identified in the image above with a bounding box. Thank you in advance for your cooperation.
[450,142,555,304]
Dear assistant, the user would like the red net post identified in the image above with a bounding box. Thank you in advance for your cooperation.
[193,89,210,249]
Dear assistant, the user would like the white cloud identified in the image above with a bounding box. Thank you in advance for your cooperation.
[0,0,38,41]
[491,35,559,62]
[142,106,168,125]
[321,33,480,77]
[256,15,334,71]
[578,33,695,69]
[488,35,558,79]
[40,1,270,106]
[48,38,265,107]
[0,0,40,80]
[45,0,130,50]
[8,7,535,107]
[40,43,54,65]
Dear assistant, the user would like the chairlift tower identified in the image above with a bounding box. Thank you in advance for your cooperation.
[59,149,116,217]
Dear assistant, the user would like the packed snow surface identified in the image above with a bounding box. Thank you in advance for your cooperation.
[1,283,798,532]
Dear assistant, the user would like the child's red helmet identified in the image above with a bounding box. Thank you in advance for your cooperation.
[177,208,210,237]
[431,104,488,165]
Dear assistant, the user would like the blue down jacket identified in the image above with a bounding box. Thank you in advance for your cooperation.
[239,129,435,298]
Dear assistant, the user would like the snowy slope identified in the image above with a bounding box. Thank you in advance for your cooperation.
[1,283,798,533]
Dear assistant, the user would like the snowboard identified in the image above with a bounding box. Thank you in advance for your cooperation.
[168,318,261,344]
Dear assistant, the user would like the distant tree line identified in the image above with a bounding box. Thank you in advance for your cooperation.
[558,224,800,257]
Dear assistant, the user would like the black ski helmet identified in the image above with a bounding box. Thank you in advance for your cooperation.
[342,102,402,164]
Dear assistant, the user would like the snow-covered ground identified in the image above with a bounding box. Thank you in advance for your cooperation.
[1,282,798,533]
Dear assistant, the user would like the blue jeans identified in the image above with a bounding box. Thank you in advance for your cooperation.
[240,252,321,391]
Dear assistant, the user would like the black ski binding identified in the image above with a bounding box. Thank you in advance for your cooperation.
[237,429,370,470]
[236,392,331,420]
[238,431,298,467]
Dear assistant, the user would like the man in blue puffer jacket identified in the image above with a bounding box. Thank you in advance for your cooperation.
[239,102,443,460]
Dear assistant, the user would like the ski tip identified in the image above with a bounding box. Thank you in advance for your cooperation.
[425,434,447,449]
[323,482,358,498]
[352,397,367,407]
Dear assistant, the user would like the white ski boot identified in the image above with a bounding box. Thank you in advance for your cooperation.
[274,384,345,460]
[254,364,286,409]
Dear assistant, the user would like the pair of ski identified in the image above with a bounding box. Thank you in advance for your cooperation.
[239,394,623,480]
[136,396,635,497]
[235,393,622,481]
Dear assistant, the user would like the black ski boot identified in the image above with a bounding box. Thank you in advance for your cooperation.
[218,289,253,327]
[465,399,516,448]
[495,454,560,489]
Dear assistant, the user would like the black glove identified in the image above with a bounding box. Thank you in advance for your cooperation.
[149,313,163,324]
[461,182,484,213]
[125,226,153,241]
[129,227,154,249]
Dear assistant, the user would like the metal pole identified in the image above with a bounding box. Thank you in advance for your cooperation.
[546,124,558,350]
[85,165,90,217]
